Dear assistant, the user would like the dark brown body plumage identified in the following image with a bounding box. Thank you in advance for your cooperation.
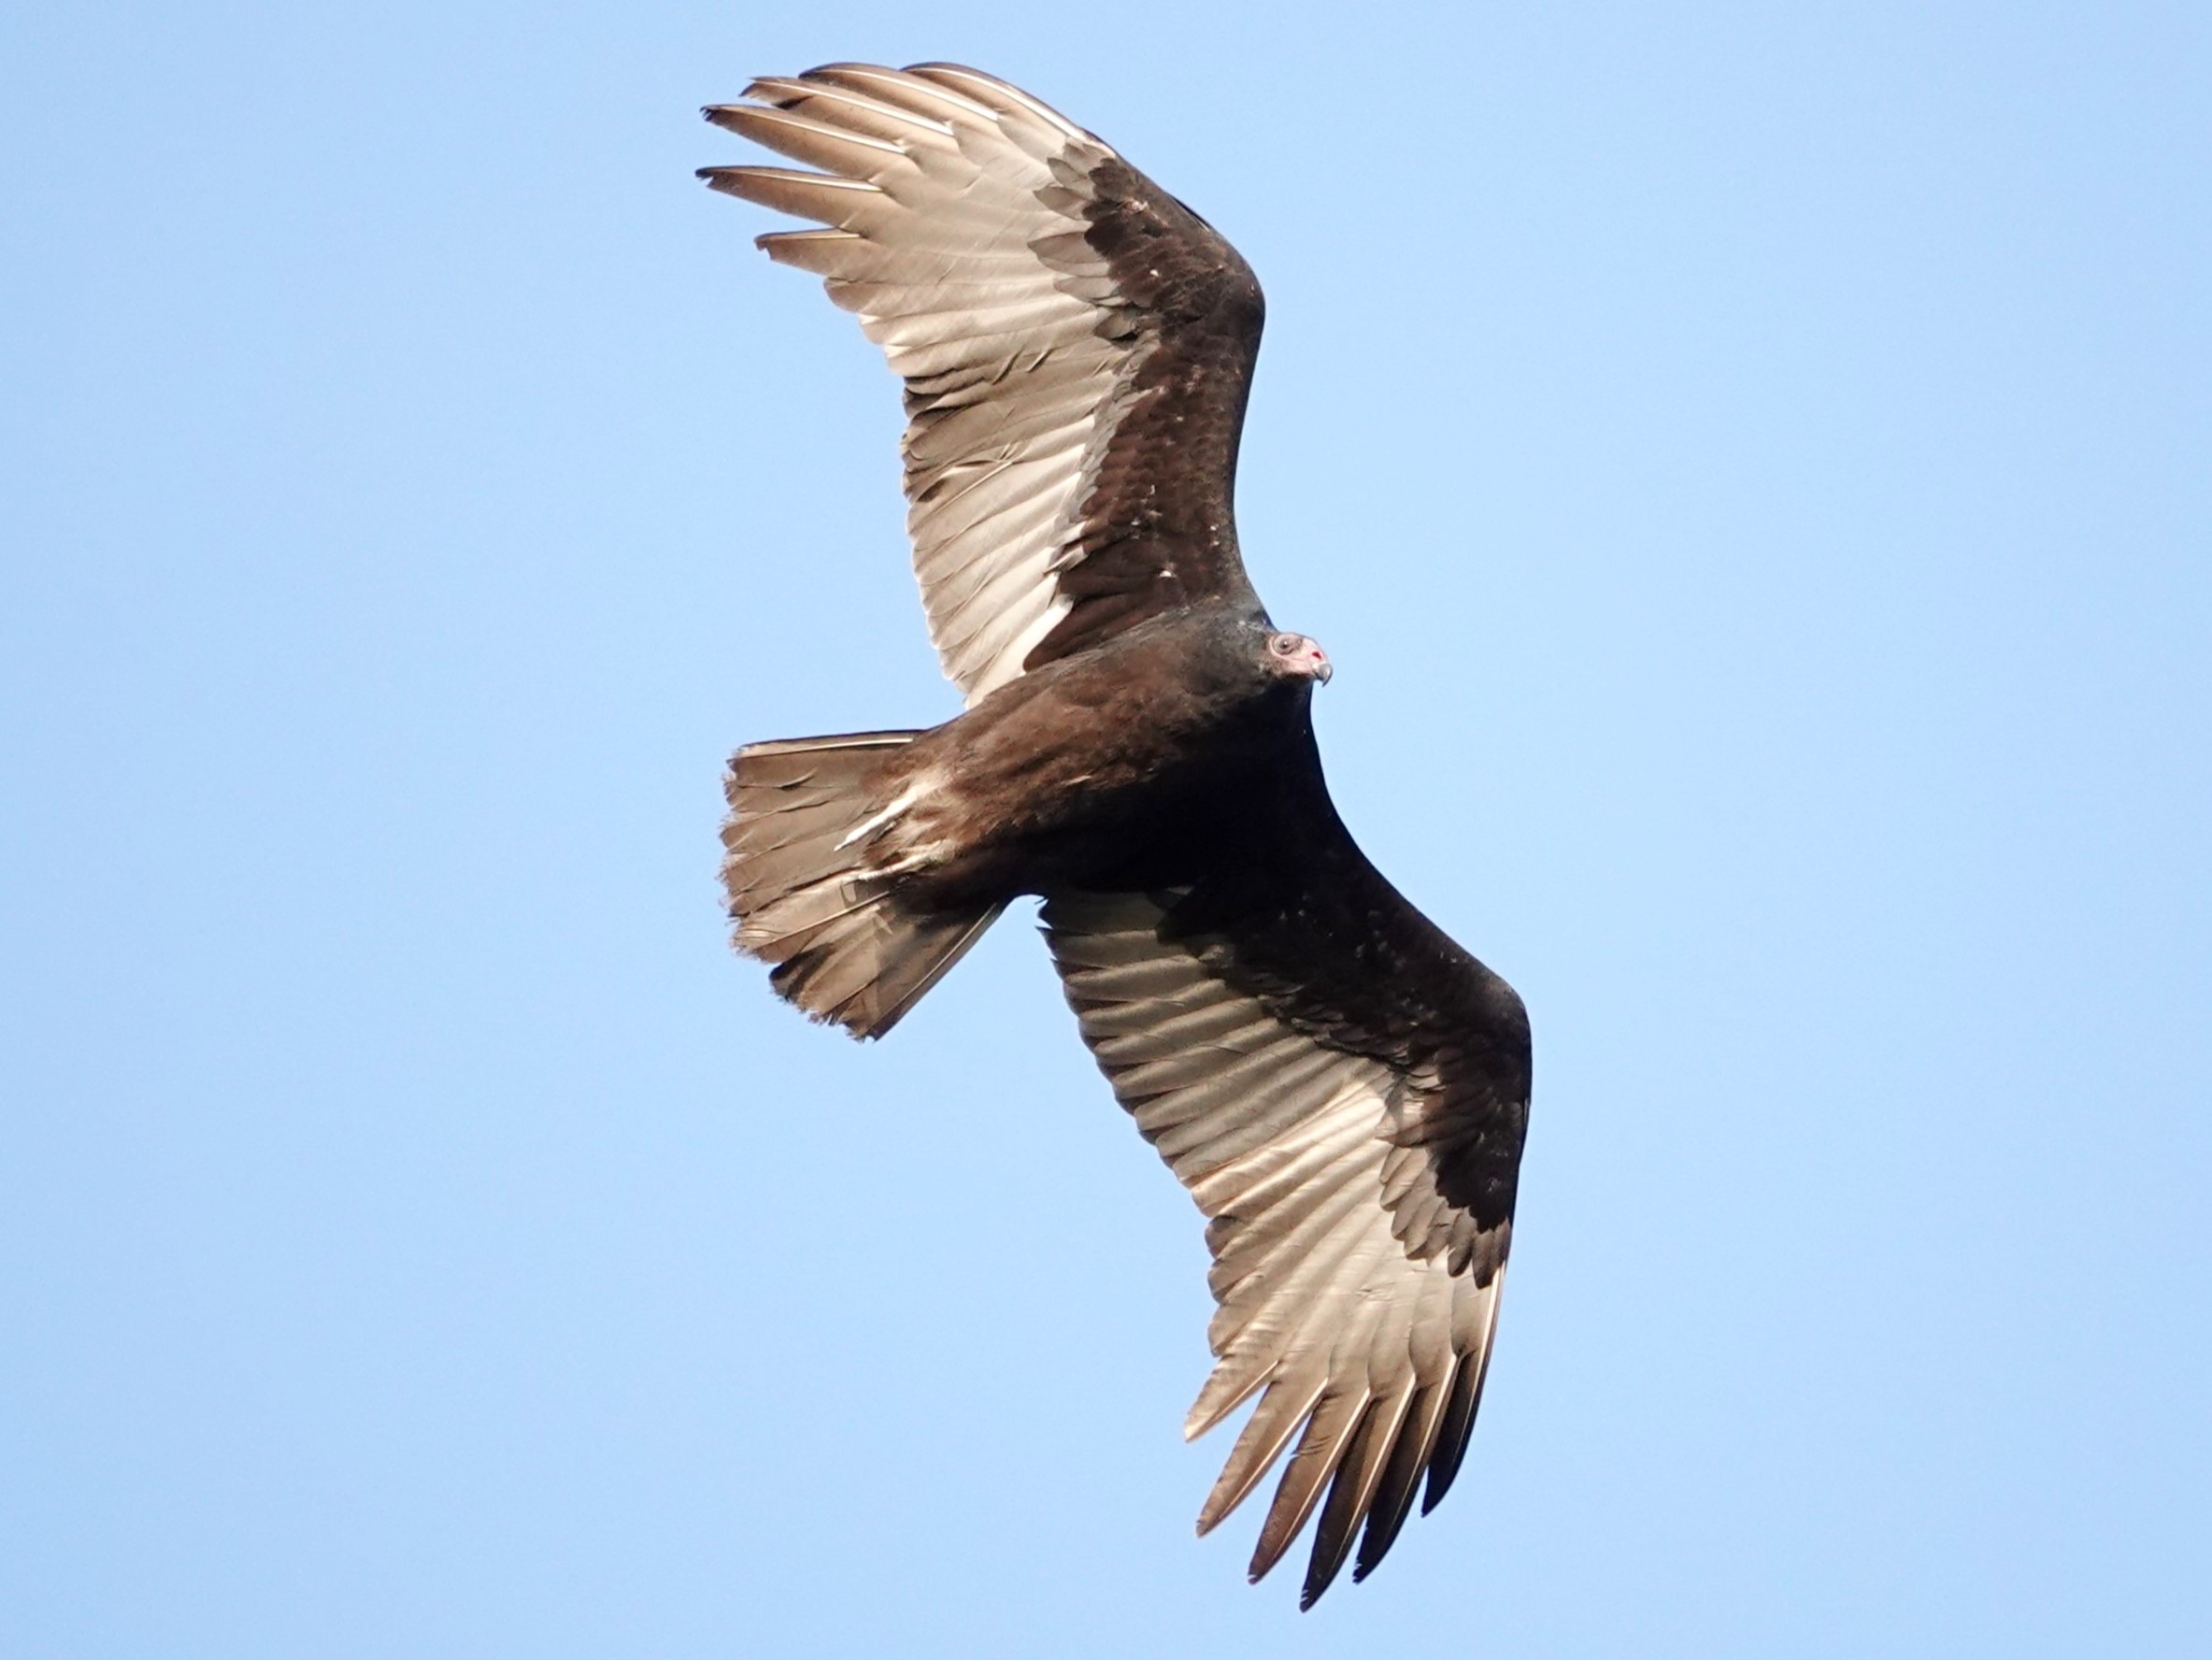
[896,608,1316,902]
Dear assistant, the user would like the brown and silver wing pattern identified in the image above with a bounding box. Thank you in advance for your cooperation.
[702,64,1266,704]
[1041,853,1530,1605]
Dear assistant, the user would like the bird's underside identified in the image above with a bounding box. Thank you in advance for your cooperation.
[704,63,1532,1607]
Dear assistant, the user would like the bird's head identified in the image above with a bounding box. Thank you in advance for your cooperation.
[1262,628,1333,686]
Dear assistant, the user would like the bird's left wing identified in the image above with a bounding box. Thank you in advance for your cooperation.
[1040,839,1530,1605]
[701,64,1266,704]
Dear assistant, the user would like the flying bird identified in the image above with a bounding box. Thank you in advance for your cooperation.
[703,63,1531,1607]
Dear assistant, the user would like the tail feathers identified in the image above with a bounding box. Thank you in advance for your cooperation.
[722,731,1000,1039]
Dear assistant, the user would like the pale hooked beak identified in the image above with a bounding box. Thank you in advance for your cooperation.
[1272,631,1334,684]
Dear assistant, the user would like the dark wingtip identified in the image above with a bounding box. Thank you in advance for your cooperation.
[1350,1505,1405,1583]
[1296,1406,1382,1609]
[1300,1553,1349,1608]
[1419,1463,1459,1516]
[1420,1353,1486,1515]
[696,166,756,199]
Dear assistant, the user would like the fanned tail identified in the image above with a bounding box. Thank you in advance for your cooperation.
[722,731,1001,1038]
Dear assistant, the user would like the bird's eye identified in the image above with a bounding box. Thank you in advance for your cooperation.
[1270,633,1299,655]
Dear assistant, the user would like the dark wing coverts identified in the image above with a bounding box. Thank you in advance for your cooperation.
[702,64,1266,702]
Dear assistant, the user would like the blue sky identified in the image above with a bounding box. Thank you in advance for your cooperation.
[4,2,2207,1654]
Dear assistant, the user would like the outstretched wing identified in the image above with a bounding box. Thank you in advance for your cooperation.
[702,63,1266,704]
[1042,830,1531,1606]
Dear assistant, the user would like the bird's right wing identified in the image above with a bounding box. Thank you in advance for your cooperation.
[1041,835,1530,1606]
[702,63,1267,704]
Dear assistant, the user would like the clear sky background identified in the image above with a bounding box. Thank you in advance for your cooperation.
[4,3,2207,1655]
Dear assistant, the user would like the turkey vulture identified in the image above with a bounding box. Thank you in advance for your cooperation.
[703,64,1531,1607]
